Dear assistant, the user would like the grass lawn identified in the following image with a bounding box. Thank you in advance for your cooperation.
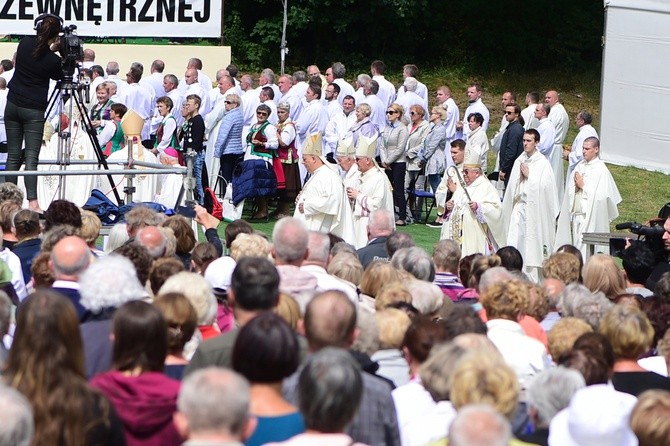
[209,66,669,253]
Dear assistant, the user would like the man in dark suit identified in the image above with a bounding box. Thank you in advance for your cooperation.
[50,235,92,320]
[357,208,394,269]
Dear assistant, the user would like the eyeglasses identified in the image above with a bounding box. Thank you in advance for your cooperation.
[256,111,268,116]
[386,110,397,115]
[224,100,235,105]
[410,111,420,116]
[505,111,516,115]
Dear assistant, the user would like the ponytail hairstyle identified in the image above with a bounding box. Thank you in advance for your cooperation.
[33,14,62,58]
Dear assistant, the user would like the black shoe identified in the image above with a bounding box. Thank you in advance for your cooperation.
[426,221,442,228]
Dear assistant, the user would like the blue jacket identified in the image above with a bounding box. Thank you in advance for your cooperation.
[232,159,277,205]
[214,107,244,157]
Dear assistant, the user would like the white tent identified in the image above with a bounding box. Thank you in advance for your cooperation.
[601,0,670,174]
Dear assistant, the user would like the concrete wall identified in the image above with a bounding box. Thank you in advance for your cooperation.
[0,42,231,88]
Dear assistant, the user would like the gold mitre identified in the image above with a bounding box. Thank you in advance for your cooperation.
[303,132,325,159]
[120,109,145,138]
[354,134,378,159]
[336,136,355,157]
[463,147,481,169]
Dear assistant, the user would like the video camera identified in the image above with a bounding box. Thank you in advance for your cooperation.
[611,218,666,261]
[59,24,84,79]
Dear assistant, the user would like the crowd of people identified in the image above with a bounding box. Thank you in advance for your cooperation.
[0,181,668,445]
[2,15,670,446]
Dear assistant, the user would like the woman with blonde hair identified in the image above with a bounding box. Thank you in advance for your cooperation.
[418,106,448,194]
[583,253,626,300]
[381,103,409,225]
[404,104,430,222]
[600,304,670,396]
[358,260,401,311]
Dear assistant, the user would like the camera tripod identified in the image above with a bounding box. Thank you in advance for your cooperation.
[45,73,123,205]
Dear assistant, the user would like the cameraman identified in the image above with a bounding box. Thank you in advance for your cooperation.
[4,14,63,212]
[647,217,670,290]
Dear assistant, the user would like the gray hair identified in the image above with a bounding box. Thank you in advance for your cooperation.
[0,291,11,337]
[159,272,217,325]
[526,367,585,427]
[272,217,308,263]
[356,103,372,117]
[420,342,467,402]
[104,223,129,253]
[432,239,461,272]
[225,93,241,106]
[79,255,145,312]
[449,404,511,446]
[298,347,363,432]
[572,290,613,330]
[331,62,346,78]
[305,231,330,265]
[356,73,371,86]
[558,283,594,317]
[403,77,418,92]
[293,71,307,82]
[479,267,515,294]
[106,61,120,75]
[178,367,251,437]
[277,101,291,112]
[406,279,443,314]
[261,68,276,84]
[367,208,394,237]
[0,384,34,446]
[391,247,435,281]
[350,308,380,356]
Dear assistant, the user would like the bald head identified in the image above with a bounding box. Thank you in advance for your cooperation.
[545,90,559,106]
[185,68,198,85]
[303,290,357,351]
[136,226,167,259]
[50,236,91,280]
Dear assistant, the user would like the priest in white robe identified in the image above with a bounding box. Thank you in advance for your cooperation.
[555,137,621,257]
[434,139,465,224]
[335,137,360,211]
[565,110,598,178]
[546,91,570,201]
[440,148,505,257]
[501,129,559,282]
[294,132,355,245]
[346,134,395,249]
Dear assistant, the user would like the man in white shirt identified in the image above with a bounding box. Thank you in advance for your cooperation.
[0,54,15,85]
[521,91,540,130]
[183,68,211,118]
[545,90,570,201]
[178,57,212,93]
[277,74,302,121]
[105,61,127,92]
[163,74,184,126]
[328,62,356,105]
[353,73,371,106]
[295,85,328,151]
[139,60,166,100]
[370,60,396,107]
[565,110,598,178]
[81,49,96,69]
[457,83,490,139]
[360,80,387,130]
[256,68,281,104]
[291,71,310,101]
[324,95,357,157]
[534,103,556,161]
[240,74,259,145]
[116,67,153,141]
[436,85,459,144]
[324,83,343,120]
[259,86,278,125]
[395,77,426,123]
[207,69,229,110]
[396,64,428,102]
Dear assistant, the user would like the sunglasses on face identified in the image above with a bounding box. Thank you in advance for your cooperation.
[386,110,397,115]
[257,111,268,116]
